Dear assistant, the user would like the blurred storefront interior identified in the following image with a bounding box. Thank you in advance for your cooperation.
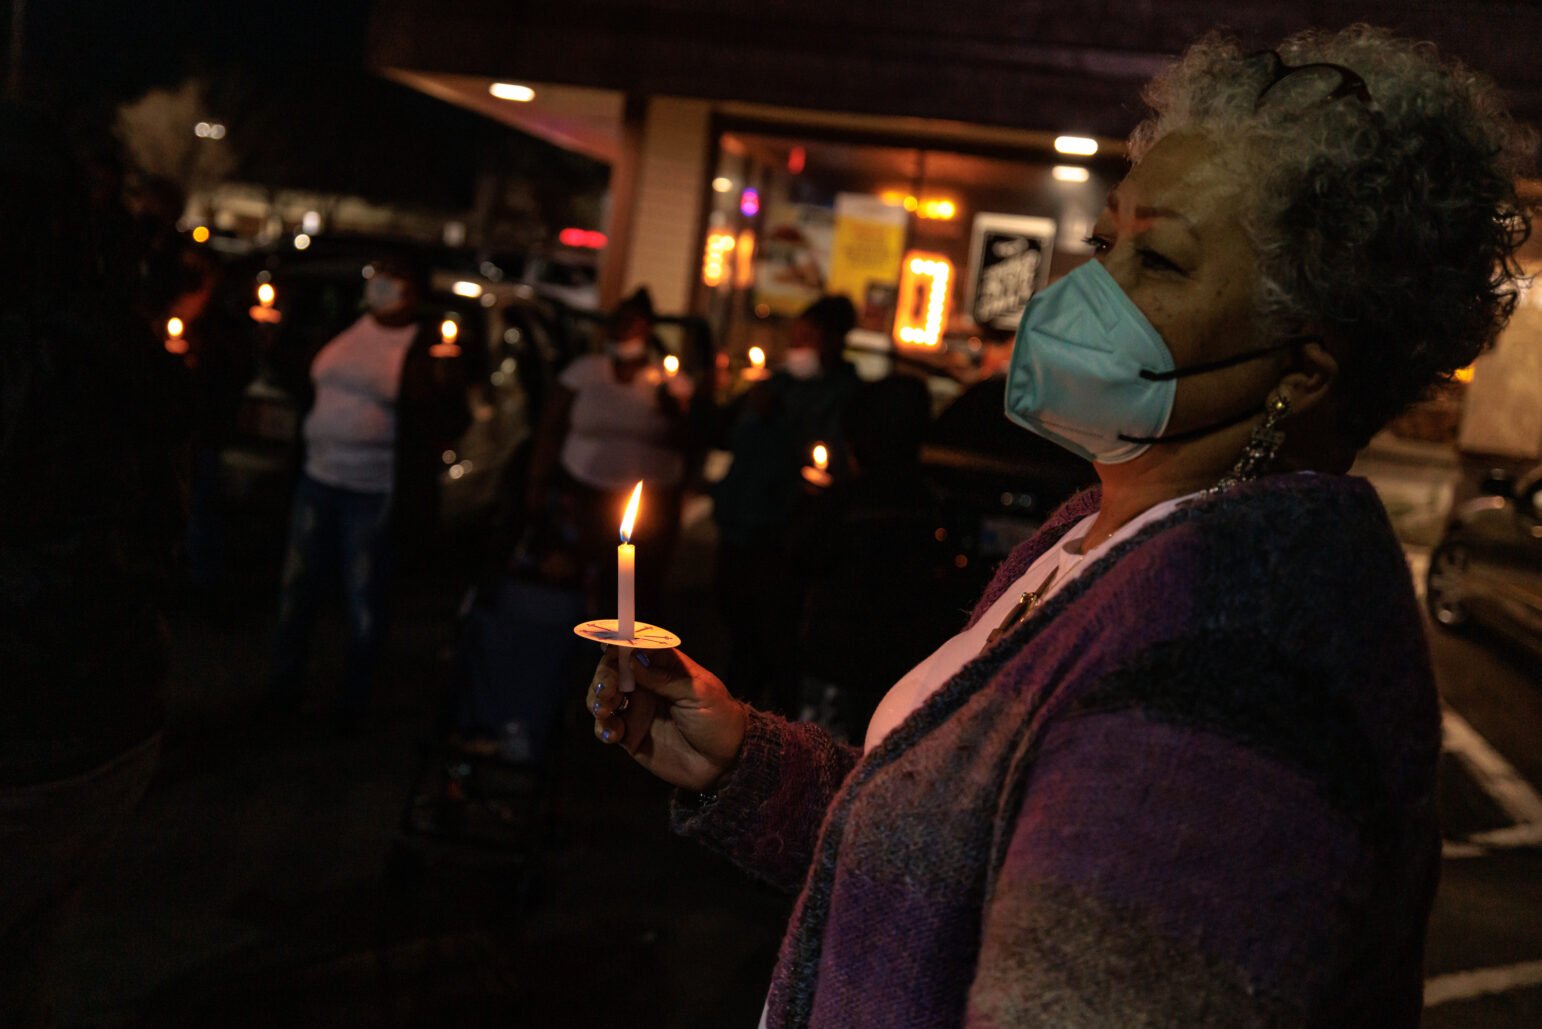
[369,0,1542,464]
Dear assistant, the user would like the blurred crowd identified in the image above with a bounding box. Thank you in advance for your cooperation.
[0,100,1087,1025]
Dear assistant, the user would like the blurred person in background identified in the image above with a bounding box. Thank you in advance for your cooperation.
[173,244,253,597]
[271,256,469,726]
[525,287,691,618]
[0,106,187,1028]
[712,295,860,715]
[586,27,1529,1023]
[789,375,949,739]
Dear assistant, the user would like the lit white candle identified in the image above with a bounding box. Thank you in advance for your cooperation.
[617,481,642,691]
[801,441,833,487]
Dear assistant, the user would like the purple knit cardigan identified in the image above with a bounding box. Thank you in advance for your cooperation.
[674,473,1440,1026]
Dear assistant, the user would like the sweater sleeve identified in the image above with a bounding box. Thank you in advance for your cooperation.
[966,704,1402,1026]
[671,707,862,893]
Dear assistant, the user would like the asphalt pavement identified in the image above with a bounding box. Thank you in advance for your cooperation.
[48,492,1542,1028]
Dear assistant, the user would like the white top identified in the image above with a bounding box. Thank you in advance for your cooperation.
[862,489,1206,753]
[303,315,417,494]
[559,354,684,491]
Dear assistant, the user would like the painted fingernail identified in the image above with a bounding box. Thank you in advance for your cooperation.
[636,653,651,668]
[594,681,605,695]
[591,700,601,713]
[601,729,613,742]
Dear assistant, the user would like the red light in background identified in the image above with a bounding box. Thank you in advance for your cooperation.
[788,146,806,175]
[559,228,608,249]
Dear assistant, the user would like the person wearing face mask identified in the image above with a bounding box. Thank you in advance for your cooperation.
[272,256,469,725]
[582,26,1529,1025]
[710,295,861,715]
[525,287,689,618]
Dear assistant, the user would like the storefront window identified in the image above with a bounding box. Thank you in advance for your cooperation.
[697,128,1122,380]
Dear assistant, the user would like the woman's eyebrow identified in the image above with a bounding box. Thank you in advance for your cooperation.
[1105,192,1198,235]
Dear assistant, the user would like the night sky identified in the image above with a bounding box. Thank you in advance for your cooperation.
[7,0,606,214]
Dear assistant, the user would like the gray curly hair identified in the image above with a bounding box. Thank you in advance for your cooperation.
[1130,25,1534,446]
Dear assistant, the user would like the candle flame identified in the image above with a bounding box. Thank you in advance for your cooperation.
[663,354,680,375]
[748,346,766,369]
[620,481,643,543]
[257,283,276,306]
[812,443,829,471]
[440,318,459,344]
[166,317,184,339]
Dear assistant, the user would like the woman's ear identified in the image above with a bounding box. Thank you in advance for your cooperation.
[1279,337,1338,415]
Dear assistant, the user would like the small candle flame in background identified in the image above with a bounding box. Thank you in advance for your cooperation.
[432,318,461,358]
[663,354,680,376]
[812,443,829,472]
[748,346,766,370]
[620,480,643,543]
[165,317,187,355]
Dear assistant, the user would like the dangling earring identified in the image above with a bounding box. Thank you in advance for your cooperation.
[1213,393,1291,491]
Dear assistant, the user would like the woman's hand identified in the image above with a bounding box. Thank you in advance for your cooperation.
[587,646,748,793]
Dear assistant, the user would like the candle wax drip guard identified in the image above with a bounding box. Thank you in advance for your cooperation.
[573,620,682,650]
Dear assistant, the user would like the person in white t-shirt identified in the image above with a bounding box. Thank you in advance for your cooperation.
[272,257,468,725]
[526,288,693,616]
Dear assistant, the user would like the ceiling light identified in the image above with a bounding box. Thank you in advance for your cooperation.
[1054,135,1098,156]
[489,82,536,102]
[1052,165,1090,183]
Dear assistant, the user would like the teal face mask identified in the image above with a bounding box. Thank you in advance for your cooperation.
[1004,259,1308,464]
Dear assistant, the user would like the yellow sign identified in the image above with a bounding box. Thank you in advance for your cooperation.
[827,193,908,325]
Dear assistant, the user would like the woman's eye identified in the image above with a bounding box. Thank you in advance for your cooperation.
[1136,247,1185,275]
[1082,234,1113,254]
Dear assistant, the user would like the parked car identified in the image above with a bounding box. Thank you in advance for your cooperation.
[1426,464,1542,658]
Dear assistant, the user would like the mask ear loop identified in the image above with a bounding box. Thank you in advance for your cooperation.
[1138,335,1319,382]
[1119,336,1315,445]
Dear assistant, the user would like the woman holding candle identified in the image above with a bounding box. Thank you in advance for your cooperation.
[713,295,861,715]
[587,26,1529,1024]
[526,288,690,618]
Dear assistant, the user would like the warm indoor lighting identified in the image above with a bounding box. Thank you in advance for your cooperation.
[734,228,756,288]
[293,233,311,250]
[918,198,958,221]
[894,252,953,349]
[879,190,908,208]
[812,443,829,472]
[1054,135,1099,156]
[712,176,734,193]
[257,283,276,307]
[702,230,736,287]
[663,354,680,375]
[452,280,483,298]
[190,225,211,243]
[748,345,766,369]
[620,481,643,543]
[489,82,536,102]
[1052,165,1091,183]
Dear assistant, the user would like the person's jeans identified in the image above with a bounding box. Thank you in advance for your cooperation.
[273,474,394,714]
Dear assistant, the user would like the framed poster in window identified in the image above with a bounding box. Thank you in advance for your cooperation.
[966,214,1057,330]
